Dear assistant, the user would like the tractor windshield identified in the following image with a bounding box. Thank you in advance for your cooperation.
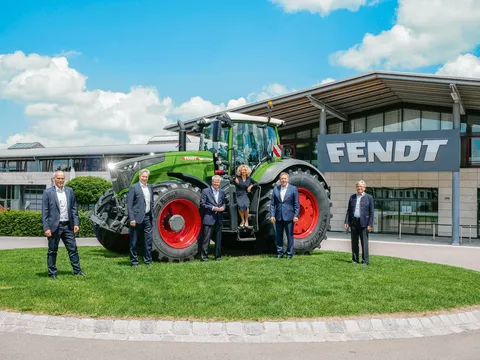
[233,123,278,169]
[199,123,230,160]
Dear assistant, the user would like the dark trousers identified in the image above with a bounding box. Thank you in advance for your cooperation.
[198,221,222,260]
[351,218,369,264]
[129,216,153,265]
[275,220,294,258]
[47,223,82,276]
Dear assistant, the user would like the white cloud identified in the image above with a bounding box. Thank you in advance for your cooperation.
[319,77,335,84]
[436,53,480,78]
[331,0,480,71]
[270,0,376,16]
[55,50,82,58]
[0,51,295,147]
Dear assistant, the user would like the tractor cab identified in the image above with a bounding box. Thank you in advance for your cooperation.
[190,112,285,177]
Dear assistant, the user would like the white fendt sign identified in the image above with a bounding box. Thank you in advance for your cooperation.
[317,130,460,172]
[326,139,449,163]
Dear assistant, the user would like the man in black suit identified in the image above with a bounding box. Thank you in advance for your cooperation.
[127,169,154,266]
[198,175,225,261]
[344,180,374,265]
[270,172,300,259]
[42,170,85,279]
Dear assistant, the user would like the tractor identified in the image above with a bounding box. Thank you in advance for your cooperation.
[89,111,332,261]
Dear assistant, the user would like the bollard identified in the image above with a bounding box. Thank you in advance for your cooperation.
[398,222,402,240]
[460,226,463,245]
[470,225,472,242]
[432,223,435,241]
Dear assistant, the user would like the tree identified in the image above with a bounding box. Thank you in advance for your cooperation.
[66,176,112,206]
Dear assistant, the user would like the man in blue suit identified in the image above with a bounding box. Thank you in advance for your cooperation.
[270,172,300,259]
[42,170,85,279]
[199,175,225,261]
[127,169,154,266]
[344,180,374,265]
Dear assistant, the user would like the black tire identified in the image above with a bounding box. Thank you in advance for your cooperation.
[258,168,332,255]
[151,182,202,262]
[96,227,130,254]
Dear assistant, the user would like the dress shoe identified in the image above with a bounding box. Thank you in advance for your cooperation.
[201,258,210,262]
[75,271,87,276]
[352,261,359,264]
[277,254,284,259]
[49,274,57,280]
[286,256,293,260]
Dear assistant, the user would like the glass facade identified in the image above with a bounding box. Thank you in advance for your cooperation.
[366,187,438,235]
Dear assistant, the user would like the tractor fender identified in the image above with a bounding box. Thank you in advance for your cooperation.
[257,158,328,188]
[167,172,209,190]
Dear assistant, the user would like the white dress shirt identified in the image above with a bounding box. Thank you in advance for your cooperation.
[141,183,151,214]
[211,186,220,210]
[354,193,365,218]
[280,185,288,202]
[56,186,68,221]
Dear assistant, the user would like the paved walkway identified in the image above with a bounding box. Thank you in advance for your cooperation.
[1,233,479,343]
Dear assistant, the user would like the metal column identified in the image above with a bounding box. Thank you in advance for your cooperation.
[451,103,461,245]
[320,108,326,135]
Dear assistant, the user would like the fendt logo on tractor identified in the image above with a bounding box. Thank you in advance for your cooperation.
[89,111,332,262]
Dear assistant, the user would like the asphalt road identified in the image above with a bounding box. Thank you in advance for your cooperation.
[1,331,479,360]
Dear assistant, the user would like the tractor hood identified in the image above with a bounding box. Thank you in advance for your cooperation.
[110,153,165,195]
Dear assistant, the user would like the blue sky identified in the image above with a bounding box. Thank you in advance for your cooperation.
[0,0,479,146]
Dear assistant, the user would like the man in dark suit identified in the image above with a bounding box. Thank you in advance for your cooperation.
[42,170,85,279]
[199,175,225,261]
[270,172,300,259]
[344,180,374,265]
[127,169,154,266]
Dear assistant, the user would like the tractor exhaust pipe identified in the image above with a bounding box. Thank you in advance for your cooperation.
[177,119,186,152]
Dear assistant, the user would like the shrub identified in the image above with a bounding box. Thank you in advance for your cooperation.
[0,210,95,237]
[65,176,112,206]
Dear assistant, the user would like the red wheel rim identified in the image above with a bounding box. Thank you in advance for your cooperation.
[294,188,319,239]
[157,199,201,249]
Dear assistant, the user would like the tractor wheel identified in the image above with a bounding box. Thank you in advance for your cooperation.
[151,182,202,262]
[96,227,130,254]
[258,168,332,255]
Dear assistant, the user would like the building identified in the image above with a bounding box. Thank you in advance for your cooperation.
[0,137,199,211]
[166,71,480,240]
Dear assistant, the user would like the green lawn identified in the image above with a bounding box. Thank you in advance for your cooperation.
[0,247,479,321]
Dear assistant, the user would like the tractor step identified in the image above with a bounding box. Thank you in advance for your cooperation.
[237,227,256,242]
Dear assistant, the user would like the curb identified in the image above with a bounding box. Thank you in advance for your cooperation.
[1,310,479,343]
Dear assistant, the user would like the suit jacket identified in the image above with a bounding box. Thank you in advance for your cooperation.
[270,184,300,222]
[345,193,374,228]
[200,186,226,226]
[127,182,154,224]
[42,186,80,233]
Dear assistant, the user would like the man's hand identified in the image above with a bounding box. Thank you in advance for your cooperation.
[74,226,80,233]
[270,217,276,224]
[293,217,299,223]
[44,229,52,237]
[214,206,225,212]
[344,223,349,230]
[130,220,136,227]
[367,226,373,231]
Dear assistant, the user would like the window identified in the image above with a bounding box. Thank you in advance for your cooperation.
[422,111,440,131]
[384,110,401,132]
[403,109,421,131]
[233,123,279,169]
[350,117,366,133]
[468,115,480,132]
[441,113,453,130]
[366,113,383,132]
[327,122,343,134]
[23,185,46,211]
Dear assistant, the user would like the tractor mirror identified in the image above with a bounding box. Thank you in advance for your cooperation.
[212,120,222,142]
[282,144,295,158]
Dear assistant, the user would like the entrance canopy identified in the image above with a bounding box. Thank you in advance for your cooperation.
[165,71,480,133]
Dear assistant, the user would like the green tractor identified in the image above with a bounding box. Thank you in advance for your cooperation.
[90,111,332,261]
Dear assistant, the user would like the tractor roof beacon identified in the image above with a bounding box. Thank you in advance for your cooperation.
[90,111,332,261]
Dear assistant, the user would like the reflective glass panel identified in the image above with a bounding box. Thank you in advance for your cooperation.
[367,113,383,132]
[421,111,440,131]
[403,109,421,131]
[350,117,366,133]
[441,112,453,130]
[384,110,401,132]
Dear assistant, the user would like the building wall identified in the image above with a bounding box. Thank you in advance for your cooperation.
[0,171,111,187]
[325,169,479,237]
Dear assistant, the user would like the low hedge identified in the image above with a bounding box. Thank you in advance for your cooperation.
[0,210,96,238]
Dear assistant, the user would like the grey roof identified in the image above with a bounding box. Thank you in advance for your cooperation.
[8,142,45,150]
[0,143,199,160]
[165,71,480,132]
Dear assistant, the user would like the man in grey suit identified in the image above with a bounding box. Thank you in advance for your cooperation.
[270,172,300,259]
[127,169,154,266]
[344,180,374,265]
[42,170,85,279]
[199,175,225,261]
